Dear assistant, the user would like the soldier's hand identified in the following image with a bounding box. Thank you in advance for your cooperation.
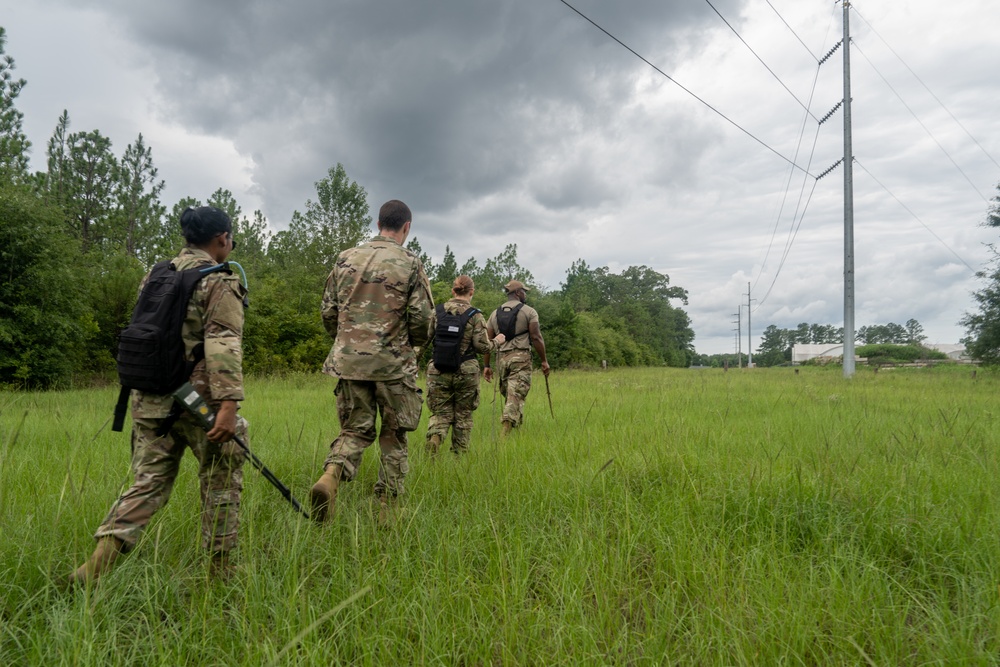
[207,400,238,443]
[541,361,551,377]
[484,366,493,383]
[493,333,506,346]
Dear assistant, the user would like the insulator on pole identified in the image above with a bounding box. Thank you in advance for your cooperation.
[819,100,844,125]
[816,158,844,180]
[819,40,842,66]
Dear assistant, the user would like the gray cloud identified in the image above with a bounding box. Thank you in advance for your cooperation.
[5,0,998,354]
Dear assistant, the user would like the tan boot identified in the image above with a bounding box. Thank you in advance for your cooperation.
[425,434,442,456]
[501,420,513,436]
[69,536,124,587]
[310,463,343,523]
[377,496,395,527]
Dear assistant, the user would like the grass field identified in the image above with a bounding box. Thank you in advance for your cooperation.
[2,366,999,665]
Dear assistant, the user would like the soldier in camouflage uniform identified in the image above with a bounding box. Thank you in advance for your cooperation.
[70,206,248,586]
[484,280,550,435]
[425,275,505,455]
[310,199,434,523]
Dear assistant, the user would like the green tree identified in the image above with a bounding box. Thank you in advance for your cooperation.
[233,209,271,266]
[114,133,166,263]
[435,246,458,284]
[905,318,926,345]
[962,184,1000,363]
[406,237,435,277]
[64,129,117,250]
[0,28,30,184]
[270,163,371,276]
[756,324,791,366]
[0,185,95,386]
[481,244,534,295]
[42,110,71,207]
[562,259,601,312]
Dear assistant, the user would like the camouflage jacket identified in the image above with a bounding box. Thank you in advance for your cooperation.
[132,247,247,418]
[487,299,538,353]
[321,235,434,381]
[427,298,492,375]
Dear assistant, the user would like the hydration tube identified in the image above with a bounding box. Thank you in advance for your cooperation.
[200,261,250,308]
[200,261,249,291]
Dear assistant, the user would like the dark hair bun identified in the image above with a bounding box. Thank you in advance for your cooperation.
[180,206,233,244]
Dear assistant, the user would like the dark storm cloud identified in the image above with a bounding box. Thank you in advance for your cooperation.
[66,0,747,221]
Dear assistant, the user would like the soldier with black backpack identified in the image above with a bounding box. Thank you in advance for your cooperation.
[484,280,550,436]
[69,206,249,586]
[424,275,505,455]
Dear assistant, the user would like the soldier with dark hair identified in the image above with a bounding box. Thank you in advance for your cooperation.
[484,280,550,435]
[424,275,505,455]
[310,199,434,523]
[70,206,248,585]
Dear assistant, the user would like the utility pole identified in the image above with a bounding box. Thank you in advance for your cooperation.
[732,310,742,368]
[746,282,756,368]
[842,0,856,378]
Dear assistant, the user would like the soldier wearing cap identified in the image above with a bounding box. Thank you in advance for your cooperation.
[70,206,248,585]
[484,279,550,435]
[310,199,434,524]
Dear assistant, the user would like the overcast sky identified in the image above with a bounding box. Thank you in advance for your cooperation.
[4,0,998,354]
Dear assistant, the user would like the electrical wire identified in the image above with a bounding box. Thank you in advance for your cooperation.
[853,158,977,273]
[852,6,1000,172]
[764,0,818,61]
[852,41,989,204]
[557,0,814,177]
[703,0,818,120]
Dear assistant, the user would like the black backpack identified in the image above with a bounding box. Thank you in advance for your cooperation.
[432,304,479,373]
[495,302,527,341]
[112,260,230,432]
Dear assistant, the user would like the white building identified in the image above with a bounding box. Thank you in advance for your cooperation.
[790,343,968,364]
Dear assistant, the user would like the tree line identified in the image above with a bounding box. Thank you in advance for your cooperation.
[0,28,695,388]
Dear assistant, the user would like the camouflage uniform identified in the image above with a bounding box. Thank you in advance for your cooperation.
[487,299,539,427]
[425,300,493,453]
[321,235,433,498]
[94,247,248,554]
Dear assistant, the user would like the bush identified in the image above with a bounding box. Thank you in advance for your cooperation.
[855,344,947,365]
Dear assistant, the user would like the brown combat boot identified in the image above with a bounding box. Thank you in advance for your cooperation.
[69,536,124,587]
[501,420,513,436]
[425,434,442,456]
[310,463,343,523]
[209,551,233,580]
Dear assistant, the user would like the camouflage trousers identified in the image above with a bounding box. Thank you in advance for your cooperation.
[426,364,481,454]
[498,349,533,427]
[325,377,422,498]
[95,413,248,554]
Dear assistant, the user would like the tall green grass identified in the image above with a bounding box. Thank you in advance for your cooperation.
[2,366,999,665]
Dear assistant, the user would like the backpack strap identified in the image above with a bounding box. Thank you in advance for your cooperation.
[112,386,130,432]
[458,307,480,362]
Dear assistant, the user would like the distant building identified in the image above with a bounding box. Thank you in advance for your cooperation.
[925,343,968,361]
[791,344,845,364]
[791,342,968,364]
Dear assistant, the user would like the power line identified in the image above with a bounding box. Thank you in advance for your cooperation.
[763,0,819,61]
[556,0,814,177]
[851,41,989,204]
[852,6,1000,172]
[755,177,820,309]
[853,158,977,273]
[703,0,818,120]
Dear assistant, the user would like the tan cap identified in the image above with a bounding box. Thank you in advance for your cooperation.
[504,280,529,293]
